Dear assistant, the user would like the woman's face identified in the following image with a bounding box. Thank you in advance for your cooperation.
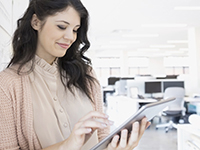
[32,6,80,64]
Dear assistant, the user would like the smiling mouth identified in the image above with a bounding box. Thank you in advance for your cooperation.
[57,43,69,49]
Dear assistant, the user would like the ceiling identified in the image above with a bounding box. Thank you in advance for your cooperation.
[82,0,200,57]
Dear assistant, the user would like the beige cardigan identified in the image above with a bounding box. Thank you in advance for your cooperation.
[0,66,109,150]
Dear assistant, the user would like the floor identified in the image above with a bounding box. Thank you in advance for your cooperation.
[134,119,177,150]
[104,96,178,150]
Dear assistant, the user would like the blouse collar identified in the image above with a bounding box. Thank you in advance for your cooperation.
[34,55,58,75]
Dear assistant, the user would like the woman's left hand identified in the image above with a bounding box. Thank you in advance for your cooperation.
[105,117,151,150]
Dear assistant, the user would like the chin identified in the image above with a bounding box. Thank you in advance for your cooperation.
[56,51,67,58]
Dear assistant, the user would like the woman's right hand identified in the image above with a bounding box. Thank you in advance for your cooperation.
[59,111,113,150]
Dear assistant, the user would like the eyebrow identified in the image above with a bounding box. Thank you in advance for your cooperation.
[56,20,80,27]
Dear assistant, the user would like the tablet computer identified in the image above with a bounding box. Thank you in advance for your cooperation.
[90,97,175,150]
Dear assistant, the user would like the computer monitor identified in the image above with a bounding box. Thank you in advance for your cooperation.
[108,77,120,85]
[121,77,135,80]
[163,81,184,92]
[144,81,162,94]
[165,75,178,79]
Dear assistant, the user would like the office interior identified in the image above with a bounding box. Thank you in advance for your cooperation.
[1,0,200,149]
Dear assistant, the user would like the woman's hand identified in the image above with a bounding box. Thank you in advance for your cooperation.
[106,117,151,150]
[60,111,113,150]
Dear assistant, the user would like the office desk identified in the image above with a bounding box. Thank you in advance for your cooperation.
[184,97,200,103]
[130,98,158,108]
[177,124,200,150]
[102,86,115,103]
[184,97,200,114]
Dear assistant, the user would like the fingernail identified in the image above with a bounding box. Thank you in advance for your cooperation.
[143,118,147,122]
[102,123,107,127]
[109,120,114,125]
[87,128,92,132]
[134,122,139,128]
[122,129,128,134]
[105,114,109,118]
[114,135,119,142]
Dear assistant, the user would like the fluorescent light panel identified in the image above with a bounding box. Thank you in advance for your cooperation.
[122,34,159,37]
[179,48,189,51]
[167,40,188,44]
[137,48,160,52]
[150,45,176,48]
[142,24,187,27]
[101,45,127,49]
[109,40,140,44]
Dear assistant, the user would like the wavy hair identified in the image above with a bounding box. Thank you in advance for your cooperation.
[8,0,97,101]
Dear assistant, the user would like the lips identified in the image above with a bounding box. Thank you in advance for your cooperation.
[57,43,69,49]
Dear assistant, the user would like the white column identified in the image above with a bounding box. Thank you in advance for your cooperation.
[0,0,12,71]
[188,27,200,94]
[120,50,129,77]
[148,57,165,77]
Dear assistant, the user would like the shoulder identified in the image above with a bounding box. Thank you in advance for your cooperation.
[0,67,21,84]
[0,66,27,93]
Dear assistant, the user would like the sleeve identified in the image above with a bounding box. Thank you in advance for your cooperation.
[0,77,20,150]
[89,68,110,141]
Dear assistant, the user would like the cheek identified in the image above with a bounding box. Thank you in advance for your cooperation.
[73,34,78,43]
[42,25,60,44]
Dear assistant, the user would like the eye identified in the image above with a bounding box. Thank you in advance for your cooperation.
[73,28,80,33]
[57,25,66,30]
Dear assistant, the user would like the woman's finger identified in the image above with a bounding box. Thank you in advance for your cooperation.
[79,111,108,121]
[128,121,139,146]
[80,119,109,129]
[107,135,119,149]
[74,127,93,136]
[118,129,128,148]
[146,121,151,129]
[138,117,148,139]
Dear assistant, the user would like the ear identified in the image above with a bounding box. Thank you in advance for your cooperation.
[31,14,41,30]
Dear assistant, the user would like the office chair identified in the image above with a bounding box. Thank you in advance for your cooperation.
[128,86,139,98]
[155,87,186,133]
[113,80,127,96]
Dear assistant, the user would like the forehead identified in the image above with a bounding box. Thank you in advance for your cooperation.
[47,6,81,25]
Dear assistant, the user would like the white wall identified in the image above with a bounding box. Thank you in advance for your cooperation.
[0,0,29,71]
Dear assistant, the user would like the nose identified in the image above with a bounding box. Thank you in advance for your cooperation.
[63,28,74,41]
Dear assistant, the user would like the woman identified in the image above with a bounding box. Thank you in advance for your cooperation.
[0,0,150,149]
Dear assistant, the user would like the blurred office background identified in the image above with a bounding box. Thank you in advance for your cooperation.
[1,0,200,149]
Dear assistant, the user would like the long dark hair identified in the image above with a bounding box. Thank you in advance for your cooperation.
[8,0,97,101]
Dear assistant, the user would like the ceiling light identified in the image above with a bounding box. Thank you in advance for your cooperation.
[170,51,185,54]
[150,45,176,48]
[142,24,187,27]
[109,40,140,44]
[174,6,200,10]
[167,40,188,43]
[122,34,159,38]
[179,48,189,51]
[100,45,127,49]
[137,48,160,52]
